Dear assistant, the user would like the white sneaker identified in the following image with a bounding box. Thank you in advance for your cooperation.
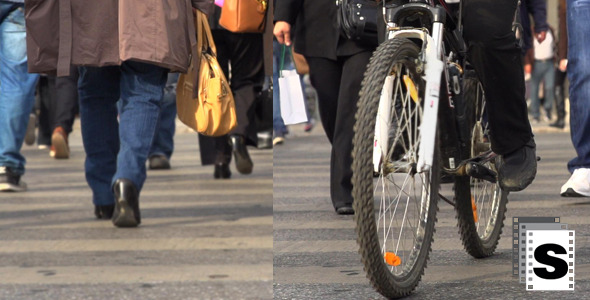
[560,168,590,197]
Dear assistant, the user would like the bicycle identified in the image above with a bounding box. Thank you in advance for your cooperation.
[351,0,511,298]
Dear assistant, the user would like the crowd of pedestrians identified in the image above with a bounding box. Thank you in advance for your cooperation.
[0,0,270,228]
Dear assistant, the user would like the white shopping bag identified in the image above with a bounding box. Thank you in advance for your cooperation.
[279,69,308,125]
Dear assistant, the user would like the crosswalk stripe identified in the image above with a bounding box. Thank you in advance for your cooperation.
[0,237,272,253]
[0,264,273,284]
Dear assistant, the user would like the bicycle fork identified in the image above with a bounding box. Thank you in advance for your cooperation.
[373,22,445,173]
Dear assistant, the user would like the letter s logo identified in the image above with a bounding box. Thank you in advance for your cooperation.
[533,244,569,280]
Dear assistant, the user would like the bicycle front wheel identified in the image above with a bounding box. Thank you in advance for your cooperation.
[454,71,509,258]
[352,38,439,299]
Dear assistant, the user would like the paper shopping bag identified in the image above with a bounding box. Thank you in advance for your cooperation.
[279,69,308,125]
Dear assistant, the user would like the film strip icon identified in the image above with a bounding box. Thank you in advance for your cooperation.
[526,229,575,291]
[512,216,566,282]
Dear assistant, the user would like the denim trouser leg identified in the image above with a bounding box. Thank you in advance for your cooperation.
[149,72,178,159]
[0,4,40,175]
[567,0,590,172]
[529,60,555,119]
[116,62,167,188]
[78,62,167,206]
[78,66,121,206]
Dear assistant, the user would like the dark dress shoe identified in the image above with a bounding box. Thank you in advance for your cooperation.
[112,178,141,227]
[149,154,171,170]
[497,138,537,192]
[336,206,355,215]
[549,119,565,129]
[230,135,253,174]
[214,162,231,179]
[94,204,115,220]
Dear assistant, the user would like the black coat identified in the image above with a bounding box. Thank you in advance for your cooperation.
[273,0,368,59]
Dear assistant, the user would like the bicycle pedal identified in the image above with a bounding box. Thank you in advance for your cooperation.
[465,162,497,183]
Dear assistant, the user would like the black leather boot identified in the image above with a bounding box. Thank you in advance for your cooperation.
[549,119,565,129]
[214,162,231,179]
[230,135,253,174]
[112,178,141,227]
[94,204,115,220]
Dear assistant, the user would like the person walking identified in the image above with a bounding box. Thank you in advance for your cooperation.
[274,0,376,214]
[35,66,79,159]
[148,73,180,170]
[0,0,40,192]
[198,4,264,179]
[528,27,556,123]
[550,0,568,129]
[25,0,215,227]
[560,0,590,197]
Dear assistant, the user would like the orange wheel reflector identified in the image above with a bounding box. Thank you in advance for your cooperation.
[471,195,478,223]
[384,252,401,266]
[403,75,419,103]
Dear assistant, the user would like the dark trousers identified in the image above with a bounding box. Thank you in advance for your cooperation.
[306,51,373,210]
[36,66,79,145]
[463,0,533,155]
[199,29,264,165]
[554,69,567,121]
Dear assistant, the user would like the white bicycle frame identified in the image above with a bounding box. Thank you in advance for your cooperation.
[373,22,445,173]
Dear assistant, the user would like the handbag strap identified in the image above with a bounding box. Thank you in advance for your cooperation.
[196,10,217,57]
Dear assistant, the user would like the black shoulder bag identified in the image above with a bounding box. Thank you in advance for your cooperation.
[337,0,380,47]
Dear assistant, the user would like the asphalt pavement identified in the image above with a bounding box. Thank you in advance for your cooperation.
[0,121,273,300]
[274,123,590,300]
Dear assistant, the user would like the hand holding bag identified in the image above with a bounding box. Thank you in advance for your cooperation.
[176,10,237,136]
[219,0,267,33]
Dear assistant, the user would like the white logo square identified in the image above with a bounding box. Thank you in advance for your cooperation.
[526,230,575,291]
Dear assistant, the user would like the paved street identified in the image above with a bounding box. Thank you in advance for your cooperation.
[0,122,273,300]
[274,124,590,299]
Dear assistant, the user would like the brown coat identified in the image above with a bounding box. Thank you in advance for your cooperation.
[25,0,214,76]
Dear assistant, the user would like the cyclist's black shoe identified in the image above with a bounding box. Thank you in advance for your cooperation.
[497,138,537,192]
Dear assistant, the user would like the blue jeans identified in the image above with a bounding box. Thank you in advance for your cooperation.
[149,72,178,159]
[567,0,590,172]
[0,3,39,175]
[529,59,555,119]
[78,61,167,206]
[273,40,290,135]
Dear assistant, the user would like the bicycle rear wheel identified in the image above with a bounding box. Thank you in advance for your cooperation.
[454,71,509,258]
[352,38,438,299]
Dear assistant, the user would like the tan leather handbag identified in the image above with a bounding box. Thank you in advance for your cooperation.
[219,0,267,33]
[291,49,309,75]
[176,10,237,137]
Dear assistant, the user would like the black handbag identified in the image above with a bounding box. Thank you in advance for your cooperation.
[337,0,380,47]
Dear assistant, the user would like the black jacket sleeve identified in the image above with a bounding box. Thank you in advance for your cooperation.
[525,0,548,33]
[274,0,303,25]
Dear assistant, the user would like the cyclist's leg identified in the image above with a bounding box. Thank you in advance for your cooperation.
[462,0,532,155]
[462,0,536,192]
